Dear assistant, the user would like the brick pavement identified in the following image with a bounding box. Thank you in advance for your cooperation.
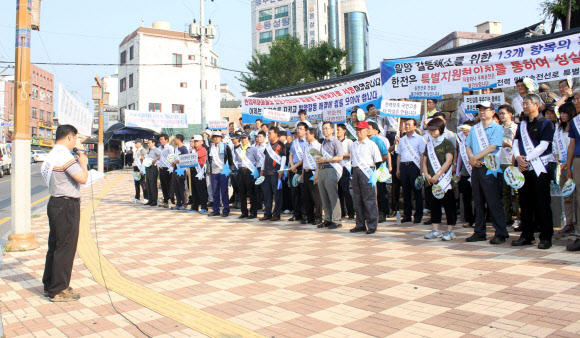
[1,171,580,337]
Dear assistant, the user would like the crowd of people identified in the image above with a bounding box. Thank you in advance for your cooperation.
[130,79,580,252]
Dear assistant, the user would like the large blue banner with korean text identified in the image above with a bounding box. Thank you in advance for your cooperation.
[380,31,580,99]
[241,74,382,124]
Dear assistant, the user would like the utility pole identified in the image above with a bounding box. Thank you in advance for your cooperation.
[566,0,572,30]
[200,0,206,131]
[5,0,39,251]
[92,76,109,173]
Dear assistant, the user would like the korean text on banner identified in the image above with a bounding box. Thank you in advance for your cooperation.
[380,31,580,99]
[58,83,93,136]
[409,83,442,99]
[380,100,422,119]
[178,153,198,168]
[208,120,228,130]
[263,109,290,123]
[125,110,188,129]
[462,72,497,92]
[323,107,346,123]
[464,93,505,114]
[242,73,382,124]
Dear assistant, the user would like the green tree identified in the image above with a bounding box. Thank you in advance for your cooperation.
[541,0,580,33]
[239,36,352,93]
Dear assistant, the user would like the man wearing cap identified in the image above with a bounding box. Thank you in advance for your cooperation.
[208,131,235,217]
[260,127,287,222]
[287,122,308,222]
[170,134,189,211]
[465,101,509,245]
[234,132,260,219]
[158,134,175,208]
[511,94,555,249]
[189,135,208,213]
[145,138,161,206]
[301,127,323,225]
[314,122,344,229]
[350,121,383,234]
[132,139,149,204]
[396,119,426,223]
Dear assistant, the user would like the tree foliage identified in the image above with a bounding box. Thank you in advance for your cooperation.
[239,36,352,93]
[541,0,580,32]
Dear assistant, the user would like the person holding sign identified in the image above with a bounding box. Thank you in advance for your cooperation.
[132,139,149,204]
[235,132,261,219]
[349,121,383,234]
[287,122,309,222]
[512,94,556,249]
[396,119,426,224]
[421,118,457,241]
[170,134,189,211]
[301,127,323,225]
[42,125,89,302]
[259,127,287,222]
[208,131,235,217]
[158,134,175,208]
[189,135,208,213]
[465,101,509,245]
[314,122,344,229]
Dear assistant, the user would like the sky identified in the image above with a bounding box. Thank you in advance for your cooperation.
[0,0,551,110]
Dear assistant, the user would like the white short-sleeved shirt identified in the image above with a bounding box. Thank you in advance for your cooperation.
[350,138,382,168]
[396,132,426,162]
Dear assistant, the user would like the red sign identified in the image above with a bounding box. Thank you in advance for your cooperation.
[256,23,263,31]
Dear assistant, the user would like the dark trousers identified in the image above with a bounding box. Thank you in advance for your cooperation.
[190,168,208,211]
[171,172,186,206]
[458,175,475,224]
[211,173,230,213]
[159,167,174,203]
[400,163,423,220]
[377,181,390,216]
[471,166,509,238]
[43,197,80,298]
[146,166,159,204]
[338,167,354,217]
[290,170,303,219]
[390,153,401,213]
[263,174,283,217]
[282,174,292,211]
[239,168,258,216]
[133,166,148,200]
[302,170,322,221]
[519,168,553,241]
[426,186,456,225]
[352,169,378,231]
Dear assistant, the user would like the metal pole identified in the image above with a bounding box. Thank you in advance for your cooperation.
[5,0,39,251]
[98,83,104,173]
[566,0,572,30]
[200,0,207,131]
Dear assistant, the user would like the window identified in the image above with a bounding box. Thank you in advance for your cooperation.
[120,50,127,65]
[120,78,126,92]
[32,87,38,99]
[129,46,134,60]
[47,93,52,104]
[129,74,134,88]
[127,103,136,110]
[39,129,44,138]
[149,103,161,112]
[31,108,37,118]
[275,6,288,18]
[180,82,187,88]
[259,31,273,43]
[275,28,289,39]
[172,53,182,67]
[172,104,184,114]
[40,110,44,121]
[188,55,195,60]
[40,91,45,102]
[259,9,272,21]
[31,127,37,136]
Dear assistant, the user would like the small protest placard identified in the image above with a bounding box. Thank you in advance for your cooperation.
[178,153,199,168]
[322,108,346,123]
[380,100,422,119]
[208,120,228,130]
[464,93,504,114]
[462,71,497,92]
[263,109,290,123]
[409,83,442,100]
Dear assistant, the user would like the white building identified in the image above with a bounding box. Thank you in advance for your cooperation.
[118,21,221,127]
[220,83,236,101]
[251,0,369,73]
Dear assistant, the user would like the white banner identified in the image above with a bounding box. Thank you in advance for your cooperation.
[208,120,228,130]
[381,31,580,99]
[380,100,422,119]
[242,73,382,124]
[323,107,346,123]
[58,83,93,136]
[125,110,188,129]
[263,109,290,122]
[409,83,442,99]
[462,71,497,91]
[464,93,505,114]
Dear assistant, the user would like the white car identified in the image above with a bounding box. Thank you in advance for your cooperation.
[31,150,49,163]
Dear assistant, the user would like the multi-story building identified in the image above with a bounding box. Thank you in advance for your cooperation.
[419,21,502,55]
[251,0,369,73]
[118,21,221,131]
[0,65,55,146]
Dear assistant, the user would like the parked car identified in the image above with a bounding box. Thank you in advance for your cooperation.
[0,143,12,178]
[31,150,48,163]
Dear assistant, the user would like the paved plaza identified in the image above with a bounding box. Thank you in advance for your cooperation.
[1,171,580,337]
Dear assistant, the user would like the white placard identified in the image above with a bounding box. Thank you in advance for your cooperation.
[322,108,346,123]
[380,100,422,119]
[263,109,290,123]
[178,153,198,168]
[462,71,497,91]
[125,110,188,129]
[58,83,93,136]
[464,93,505,114]
[409,83,442,100]
[208,120,228,130]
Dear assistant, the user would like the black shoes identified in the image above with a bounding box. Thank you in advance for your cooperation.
[511,237,534,246]
[489,236,506,245]
[423,219,432,225]
[401,218,412,223]
[466,233,487,242]
[413,219,422,224]
[538,240,552,250]
[207,212,220,217]
[288,216,296,222]
[317,220,331,228]
[221,212,229,217]
[566,238,580,251]
[328,223,342,229]
[239,214,248,219]
[366,229,375,234]
[350,227,366,233]
[301,219,308,224]
[247,214,257,219]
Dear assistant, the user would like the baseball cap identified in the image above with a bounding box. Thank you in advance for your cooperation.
[355,121,370,129]
[240,132,250,138]
[476,101,494,110]
[211,131,223,138]
[193,135,203,141]
[350,105,360,113]
[134,138,143,144]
